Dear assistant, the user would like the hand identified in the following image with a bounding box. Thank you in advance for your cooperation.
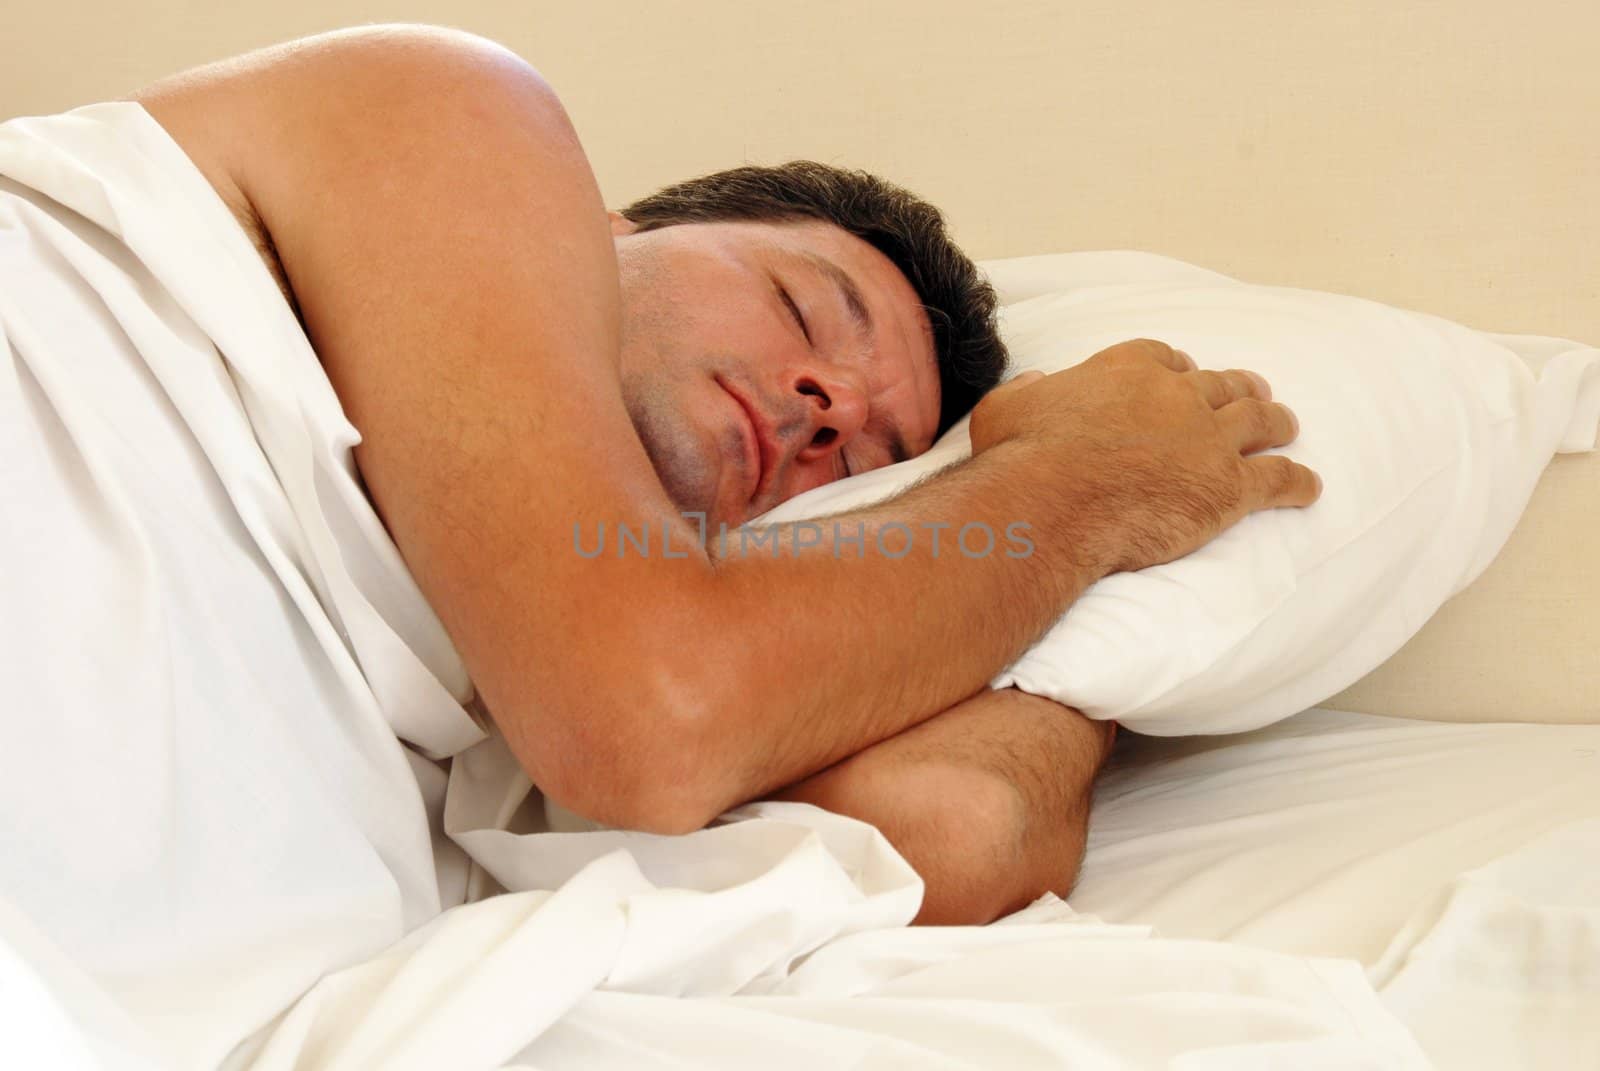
[969,338,1322,576]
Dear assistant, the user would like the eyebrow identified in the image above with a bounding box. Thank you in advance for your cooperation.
[799,251,872,343]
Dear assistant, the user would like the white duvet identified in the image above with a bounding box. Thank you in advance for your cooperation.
[2,101,1595,1070]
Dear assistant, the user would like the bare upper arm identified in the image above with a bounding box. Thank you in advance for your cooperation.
[135,25,722,828]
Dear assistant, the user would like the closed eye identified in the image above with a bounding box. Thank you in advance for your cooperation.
[778,284,812,346]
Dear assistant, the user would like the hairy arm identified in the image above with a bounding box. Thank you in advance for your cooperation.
[133,26,1309,833]
[775,686,1116,925]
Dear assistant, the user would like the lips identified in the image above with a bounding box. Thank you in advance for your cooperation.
[718,377,776,508]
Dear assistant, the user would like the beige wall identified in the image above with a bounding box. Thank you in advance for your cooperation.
[7,1,1597,344]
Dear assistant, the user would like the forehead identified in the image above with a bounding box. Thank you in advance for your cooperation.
[740,219,942,453]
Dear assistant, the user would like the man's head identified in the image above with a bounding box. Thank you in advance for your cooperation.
[610,161,1007,531]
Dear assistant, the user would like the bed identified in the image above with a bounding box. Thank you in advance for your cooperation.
[2,3,1596,1069]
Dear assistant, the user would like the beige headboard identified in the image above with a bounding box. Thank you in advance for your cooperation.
[8,1,1594,720]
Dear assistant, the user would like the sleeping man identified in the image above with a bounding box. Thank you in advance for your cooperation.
[1,22,1318,1009]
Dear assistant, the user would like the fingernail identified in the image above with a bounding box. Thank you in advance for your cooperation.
[1245,370,1272,399]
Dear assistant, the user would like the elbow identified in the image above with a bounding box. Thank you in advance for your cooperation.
[547,749,729,838]
[615,794,723,838]
[521,662,742,836]
[497,579,760,836]
[546,784,715,838]
[573,760,725,837]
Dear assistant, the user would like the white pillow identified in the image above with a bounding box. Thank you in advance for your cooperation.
[757,253,1600,735]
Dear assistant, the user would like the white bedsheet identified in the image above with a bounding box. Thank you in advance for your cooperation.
[3,782,1438,1070]
[1372,817,1600,1069]
[1073,709,1600,966]
[1075,709,1600,1069]
[12,713,1595,1069]
[8,718,1595,1069]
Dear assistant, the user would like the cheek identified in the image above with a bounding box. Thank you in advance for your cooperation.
[670,287,785,369]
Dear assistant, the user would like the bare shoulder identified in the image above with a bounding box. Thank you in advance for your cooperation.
[131,23,565,163]
[130,24,591,317]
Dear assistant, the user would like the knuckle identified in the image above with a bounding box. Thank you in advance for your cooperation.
[1221,396,1270,436]
[1103,338,1170,365]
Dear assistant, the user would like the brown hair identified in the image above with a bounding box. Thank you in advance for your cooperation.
[620,161,1008,438]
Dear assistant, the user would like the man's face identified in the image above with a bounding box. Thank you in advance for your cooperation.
[611,215,941,532]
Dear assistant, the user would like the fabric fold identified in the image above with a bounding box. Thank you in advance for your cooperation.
[0,100,486,1068]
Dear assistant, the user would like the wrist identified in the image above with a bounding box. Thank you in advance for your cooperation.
[975,439,1118,595]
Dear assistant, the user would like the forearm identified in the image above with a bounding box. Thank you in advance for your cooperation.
[774,687,1115,925]
[688,441,1111,816]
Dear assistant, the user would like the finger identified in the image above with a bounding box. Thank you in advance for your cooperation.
[1124,338,1192,373]
[1185,368,1273,408]
[1243,454,1323,510]
[1215,397,1300,453]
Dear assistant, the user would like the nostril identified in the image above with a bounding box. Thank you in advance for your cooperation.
[811,428,837,447]
[797,381,832,410]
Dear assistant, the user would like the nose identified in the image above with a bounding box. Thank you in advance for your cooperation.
[790,364,869,463]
